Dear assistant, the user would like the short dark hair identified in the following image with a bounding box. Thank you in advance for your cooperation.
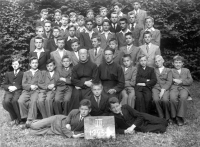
[79,99,91,109]
[44,20,51,26]
[102,19,111,26]
[125,32,133,38]
[71,38,80,45]
[62,55,71,62]
[12,57,21,64]
[173,55,184,62]
[113,2,122,8]
[29,56,38,63]
[138,54,147,61]
[91,36,101,42]
[143,31,152,38]
[46,58,55,65]
[34,36,43,42]
[119,18,128,23]
[122,54,132,61]
[68,25,76,31]
[109,38,118,44]
[85,18,94,24]
[57,37,65,41]
[104,47,114,54]
[91,82,103,89]
[108,97,119,108]
[53,26,60,31]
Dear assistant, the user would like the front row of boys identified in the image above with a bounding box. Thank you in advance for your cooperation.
[3,46,193,129]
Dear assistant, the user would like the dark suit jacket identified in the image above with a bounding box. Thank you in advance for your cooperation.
[80,31,98,49]
[85,94,109,116]
[70,51,79,66]
[116,30,132,47]
[2,71,24,91]
[29,51,50,71]
[136,65,157,90]
[122,66,137,88]
[30,37,48,52]
[56,66,72,87]
[47,38,57,52]
[65,37,78,51]
[52,21,62,27]
[99,31,116,50]
[43,31,53,40]
[110,23,121,34]
[128,24,143,47]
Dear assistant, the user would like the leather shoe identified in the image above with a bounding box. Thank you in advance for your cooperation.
[176,117,184,126]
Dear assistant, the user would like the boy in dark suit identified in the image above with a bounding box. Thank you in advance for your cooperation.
[29,36,50,71]
[85,82,109,116]
[135,55,157,114]
[37,59,59,118]
[108,97,168,134]
[80,19,98,49]
[110,12,121,34]
[121,54,137,108]
[64,25,78,51]
[169,55,193,126]
[88,36,104,66]
[70,39,80,66]
[29,99,91,138]
[35,9,48,27]
[60,14,69,39]
[54,55,73,115]
[116,18,131,47]
[76,15,86,37]
[113,2,127,20]
[43,21,53,40]
[2,58,23,125]
[18,57,42,125]
[47,26,60,52]
[93,15,103,34]
[52,9,62,27]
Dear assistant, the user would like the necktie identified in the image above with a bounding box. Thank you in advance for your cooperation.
[80,116,83,122]
[127,45,131,52]
[94,48,97,56]
[96,97,100,107]
[98,26,101,32]
[131,24,134,31]
[146,44,149,53]
[14,70,17,76]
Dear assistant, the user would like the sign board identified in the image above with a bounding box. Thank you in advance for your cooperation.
[84,116,116,139]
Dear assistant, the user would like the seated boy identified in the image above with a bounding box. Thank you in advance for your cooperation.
[54,55,73,115]
[138,31,160,67]
[30,26,48,52]
[37,59,59,118]
[152,55,172,123]
[108,38,124,65]
[135,55,157,114]
[85,82,109,116]
[52,9,62,27]
[29,99,91,138]
[88,36,104,66]
[121,54,137,108]
[36,9,48,27]
[70,39,80,66]
[29,36,50,71]
[108,97,168,134]
[2,58,23,125]
[18,57,42,125]
[170,55,193,126]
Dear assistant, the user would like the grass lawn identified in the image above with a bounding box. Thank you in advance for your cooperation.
[1,82,200,147]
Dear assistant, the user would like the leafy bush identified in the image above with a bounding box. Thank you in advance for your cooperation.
[0,0,199,83]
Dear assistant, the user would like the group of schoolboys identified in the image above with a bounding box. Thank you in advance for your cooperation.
[3,1,193,137]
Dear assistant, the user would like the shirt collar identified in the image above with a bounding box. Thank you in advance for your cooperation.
[94,95,101,101]
[85,29,94,34]
[60,25,68,30]
[30,69,38,72]
[145,27,155,31]
[101,31,111,34]
[34,48,45,52]
[67,36,77,41]
[134,9,140,14]
[41,18,45,22]
[119,29,131,34]
[118,12,123,17]
[159,66,164,70]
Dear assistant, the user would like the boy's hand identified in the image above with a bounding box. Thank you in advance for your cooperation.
[8,86,17,92]
[84,80,92,87]
[137,83,146,86]
[66,124,71,130]
[173,79,182,85]
[60,77,66,82]
[159,89,165,99]
[48,84,55,89]
[31,85,38,90]
[75,86,81,90]
[107,89,116,94]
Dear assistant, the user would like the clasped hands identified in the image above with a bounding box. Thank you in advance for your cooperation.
[8,86,17,92]
[137,79,150,86]
[48,84,55,91]
[173,79,182,85]
[30,85,38,90]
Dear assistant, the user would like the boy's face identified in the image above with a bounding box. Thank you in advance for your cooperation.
[87,12,94,19]
[92,38,100,48]
[110,102,122,114]
[35,38,43,49]
[109,41,118,50]
[78,19,85,26]
[71,42,79,52]
[100,9,107,17]
[144,34,152,44]
[57,40,65,49]
[55,12,61,21]
[139,56,147,67]
[61,17,69,26]
[173,60,183,70]
[110,14,118,23]
[114,5,121,13]
[37,28,44,36]
[102,22,110,31]
[70,16,77,22]
[133,2,140,10]
[129,15,136,23]
[53,29,60,38]
[146,19,154,28]
[92,85,102,97]
[44,23,51,32]
[68,27,75,37]
[79,49,89,62]
[104,50,114,63]
[30,59,38,70]
[125,35,134,45]
[41,12,48,19]
[123,57,132,68]
[46,62,55,72]
[12,61,20,71]
[119,20,127,30]
[79,105,91,117]
[62,58,71,68]
[86,21,93,31]
[155,58,164,68]
[96,17,103,26]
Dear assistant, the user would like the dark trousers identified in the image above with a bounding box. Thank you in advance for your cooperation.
[135,86,152,113]
[53,86,72,115]
[2,90,22,121]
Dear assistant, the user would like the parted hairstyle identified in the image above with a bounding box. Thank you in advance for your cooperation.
[79,99,92,109]
[46,58,55,65]
[29,56,38,63]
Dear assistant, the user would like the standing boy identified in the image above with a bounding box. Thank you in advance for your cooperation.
[36,9,48,27]
[43,21,53,40]
[70,39,80,66]
[2,58,23,125]
[52,9,62,27]
[99,7,109,20]
[93,15,103,34]
[47,26,61,52]
[121,54,137,108]
[76,15,86,37]
[113,2,127,20]
[110,12,121,34]
[169,55,193,126]
[64,25,78,51]
[69,12,78,28]
[60,14,69,38]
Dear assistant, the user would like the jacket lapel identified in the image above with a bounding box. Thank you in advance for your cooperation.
[39,52,45,60]
[113,50,119,59]
[71,52,79,62]
[95,48,103,59]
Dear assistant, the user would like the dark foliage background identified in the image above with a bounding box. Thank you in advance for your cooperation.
[0,0,200,83]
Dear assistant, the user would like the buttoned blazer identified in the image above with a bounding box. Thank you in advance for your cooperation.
[88,48,104,66]
[70,51,79,66]
[79,31,98,49]
[47,38,57,52]
[122,66,137,88]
